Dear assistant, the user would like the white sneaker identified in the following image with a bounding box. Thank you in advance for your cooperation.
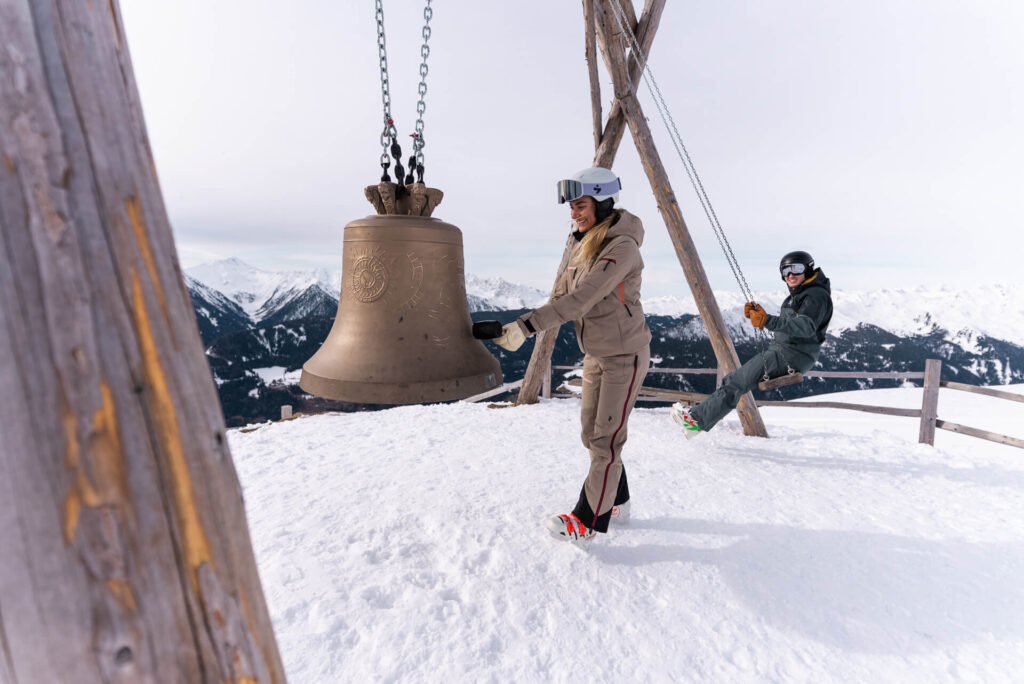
[670,402,703,439]
[610,500,631,525]
[545,513,596,546]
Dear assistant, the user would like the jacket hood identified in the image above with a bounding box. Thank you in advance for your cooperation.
[608,209,644,248]
[790,268,830,295]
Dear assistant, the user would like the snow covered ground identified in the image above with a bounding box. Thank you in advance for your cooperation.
[229,385,1024,683]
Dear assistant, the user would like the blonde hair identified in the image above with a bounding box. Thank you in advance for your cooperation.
[579,209,621,263]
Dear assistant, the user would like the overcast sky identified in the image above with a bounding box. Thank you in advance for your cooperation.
[118,1,1024,296]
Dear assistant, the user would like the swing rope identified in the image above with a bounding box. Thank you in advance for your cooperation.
[605,0,796,384]
[605,0,752,301]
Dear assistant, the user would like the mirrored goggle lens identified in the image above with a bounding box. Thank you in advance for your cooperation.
[780,263,807,277]
[556,178,622,204]
[557,180,583,204]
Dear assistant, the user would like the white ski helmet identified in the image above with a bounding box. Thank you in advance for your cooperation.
[556,166,622,204]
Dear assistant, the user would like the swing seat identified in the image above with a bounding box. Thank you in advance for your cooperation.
[758,372,804,391]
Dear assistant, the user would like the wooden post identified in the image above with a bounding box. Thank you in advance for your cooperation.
[517,0,665,405]
[542,359,553,398]
[919,359,942,445]
[281,405,293,420]
[0,2,286,681]
[583,0,602,151]
[594,0,767,437]
[516,236,573,405]
[595,0,665,167]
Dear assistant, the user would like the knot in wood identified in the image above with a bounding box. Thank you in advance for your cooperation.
[114,646,134,666]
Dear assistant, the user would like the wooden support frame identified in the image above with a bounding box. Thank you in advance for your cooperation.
[520,0,768,438]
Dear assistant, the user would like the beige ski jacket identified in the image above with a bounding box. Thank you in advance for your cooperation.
[519,209,652,358]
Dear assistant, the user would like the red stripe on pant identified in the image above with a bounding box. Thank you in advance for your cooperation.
[592,354,639,530]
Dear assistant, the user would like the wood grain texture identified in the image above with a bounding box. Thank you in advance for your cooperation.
[918,359,942,445]
[936,420,1024,450]
[583,0,602,151]
[757,401,922,418]
[516,233,575,405]
[594,0,666,169]
[0,1,285,681]
[939,381,1024,404]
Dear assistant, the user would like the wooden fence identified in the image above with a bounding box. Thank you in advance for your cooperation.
[463,358,1024,450]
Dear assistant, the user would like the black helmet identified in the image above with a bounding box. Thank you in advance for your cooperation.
[779,251,814,280]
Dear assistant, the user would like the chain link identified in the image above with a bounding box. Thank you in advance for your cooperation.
[412,1,433,168]
[374,0,433,180]
[375,0,397,170]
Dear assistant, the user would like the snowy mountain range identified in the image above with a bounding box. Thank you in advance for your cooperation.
[184,258,550,341]
[186,258,1023,345]
[183,259,1024,426]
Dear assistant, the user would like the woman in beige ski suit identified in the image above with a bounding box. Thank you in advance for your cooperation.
[494,167,651,545]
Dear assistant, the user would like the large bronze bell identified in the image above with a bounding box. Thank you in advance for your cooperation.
[300,182,502,404]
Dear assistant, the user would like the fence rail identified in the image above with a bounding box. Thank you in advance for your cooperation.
[498,359,1021,451]
[940,381,1024,404]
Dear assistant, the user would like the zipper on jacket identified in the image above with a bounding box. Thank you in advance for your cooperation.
[619,282,632,317]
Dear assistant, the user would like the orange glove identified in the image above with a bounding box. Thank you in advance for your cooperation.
[747,303,768,329]
[744,301,755,318]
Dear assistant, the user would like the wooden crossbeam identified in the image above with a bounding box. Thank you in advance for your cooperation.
[595,0,665,168]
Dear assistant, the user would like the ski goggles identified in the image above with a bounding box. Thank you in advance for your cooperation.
[780,263,808,277]
[556,177,622,204]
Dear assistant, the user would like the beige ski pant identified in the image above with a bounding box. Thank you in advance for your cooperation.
[573,347,650,532]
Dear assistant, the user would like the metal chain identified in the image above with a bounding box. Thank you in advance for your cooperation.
[375,0,397,174]
[412,0,433,170]
[374,0,433,183]
[606,0,789,382]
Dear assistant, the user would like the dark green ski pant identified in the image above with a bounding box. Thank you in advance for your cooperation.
[689,345,815,431]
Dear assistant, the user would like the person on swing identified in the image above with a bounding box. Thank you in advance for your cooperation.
[492,166,651,546]
[670,251,833,436]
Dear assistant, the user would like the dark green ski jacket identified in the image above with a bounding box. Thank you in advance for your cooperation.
[763,269,833,363]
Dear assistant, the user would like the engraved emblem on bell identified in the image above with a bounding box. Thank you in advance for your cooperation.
[350,251,389,303]
[300,211,503,404]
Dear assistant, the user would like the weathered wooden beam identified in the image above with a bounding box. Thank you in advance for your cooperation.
[804,370,926,379]
[567,378,710,404]
[595,0,666,168]
[465,380,524,404]
[583,0,602,150]
[594,0,768,437]
[758,401,922,418]
[0,1,286,681]
[918,358,942,445]
[936,420,1024,450]
[940,381,1024,404]
[637,388,710,404]
[554,364,720,374]
[515,235,574,405]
